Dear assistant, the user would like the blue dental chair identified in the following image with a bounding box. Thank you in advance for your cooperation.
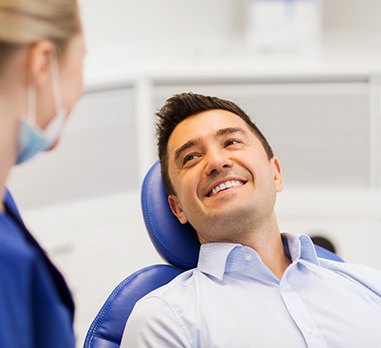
[84,161,343,348]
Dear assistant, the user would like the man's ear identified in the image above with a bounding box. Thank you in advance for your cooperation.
[271,157,284,192]
[168,195,188,224]
[27,40,54,86]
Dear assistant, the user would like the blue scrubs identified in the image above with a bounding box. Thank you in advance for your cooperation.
[0,189,75,347]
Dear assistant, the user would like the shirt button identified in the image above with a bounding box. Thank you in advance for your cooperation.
[281,284,291,292]
[244,254,252,261]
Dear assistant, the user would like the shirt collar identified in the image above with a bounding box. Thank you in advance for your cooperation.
[282,233,320,265]
[197,242,238,280]
[197,233,319,280]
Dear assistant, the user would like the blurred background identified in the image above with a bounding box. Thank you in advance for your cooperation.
[7,0,381,346]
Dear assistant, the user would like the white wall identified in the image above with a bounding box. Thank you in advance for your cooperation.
[79,0,241,58]
[323,0,381,33]
[79,0,381,61]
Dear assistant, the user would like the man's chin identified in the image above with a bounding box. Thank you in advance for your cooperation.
[207,201,253,223]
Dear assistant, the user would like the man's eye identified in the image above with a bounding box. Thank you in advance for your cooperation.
[183,153,199,165]
[225,139,241,147]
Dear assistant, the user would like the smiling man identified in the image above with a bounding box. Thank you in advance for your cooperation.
[165,106,289,280]
[121,93,381,348]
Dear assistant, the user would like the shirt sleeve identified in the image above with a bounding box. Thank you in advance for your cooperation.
[120,295,191,348]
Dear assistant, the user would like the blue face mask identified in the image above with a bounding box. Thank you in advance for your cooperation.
[16,57,66,165]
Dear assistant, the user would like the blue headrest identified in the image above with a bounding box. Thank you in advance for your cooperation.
[141,161,343,269]
[141,161,200,270]
[314,245,343,262]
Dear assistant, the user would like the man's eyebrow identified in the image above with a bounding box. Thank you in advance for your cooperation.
[216,127,248,138]
[173,127,248,165]
[174,139,200,165]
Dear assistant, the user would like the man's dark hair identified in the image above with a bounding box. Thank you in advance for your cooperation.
[156,92,274,196]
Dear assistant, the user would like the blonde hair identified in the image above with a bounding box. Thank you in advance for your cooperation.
[0,0,80,70]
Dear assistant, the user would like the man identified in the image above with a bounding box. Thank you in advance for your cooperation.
[121,93,381,347]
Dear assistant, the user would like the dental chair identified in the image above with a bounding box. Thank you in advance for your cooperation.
[84,161,343,348]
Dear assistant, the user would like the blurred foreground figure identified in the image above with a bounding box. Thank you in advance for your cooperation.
[0,0,86,346]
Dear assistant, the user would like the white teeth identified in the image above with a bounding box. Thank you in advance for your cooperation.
[210,180,243,196]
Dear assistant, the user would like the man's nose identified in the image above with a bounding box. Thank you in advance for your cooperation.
[205,149,233,176]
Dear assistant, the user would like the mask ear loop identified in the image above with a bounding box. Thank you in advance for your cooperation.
[50,53,63,113]
[27,80,37,124]
[42,52,67,142]
[26,51,60,127]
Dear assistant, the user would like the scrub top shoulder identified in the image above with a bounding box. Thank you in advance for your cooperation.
[0,189,75,348]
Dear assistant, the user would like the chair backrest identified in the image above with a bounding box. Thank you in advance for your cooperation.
[141,160,200,270]
[83,265,182,348]
[84,161,343,347]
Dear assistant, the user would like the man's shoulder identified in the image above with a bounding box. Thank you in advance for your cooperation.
[318,258,381,296]
[318,257,381,274]
[135,267,204,312]
[144,268,198,297]
[121,269,199,347]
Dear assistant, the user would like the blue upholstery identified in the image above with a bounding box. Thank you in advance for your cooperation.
[84,160,343,348]
[141,160,200,270]
[83,265,182,348]
[314,244,343,262]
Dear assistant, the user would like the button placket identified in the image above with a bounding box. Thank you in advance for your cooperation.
[279,279,328,348]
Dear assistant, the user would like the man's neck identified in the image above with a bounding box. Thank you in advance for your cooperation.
[202,212,291,280]
[241,212,291,279]
[248,232,291,280]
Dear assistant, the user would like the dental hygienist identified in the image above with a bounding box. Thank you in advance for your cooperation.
[0,0,86,346]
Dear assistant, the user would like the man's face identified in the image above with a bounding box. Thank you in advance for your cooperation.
[167,109,283,243]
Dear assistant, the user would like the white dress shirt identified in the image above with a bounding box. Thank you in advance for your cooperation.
[121,233,381,347]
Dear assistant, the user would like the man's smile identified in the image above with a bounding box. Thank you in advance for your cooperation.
[206,178,247,197]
